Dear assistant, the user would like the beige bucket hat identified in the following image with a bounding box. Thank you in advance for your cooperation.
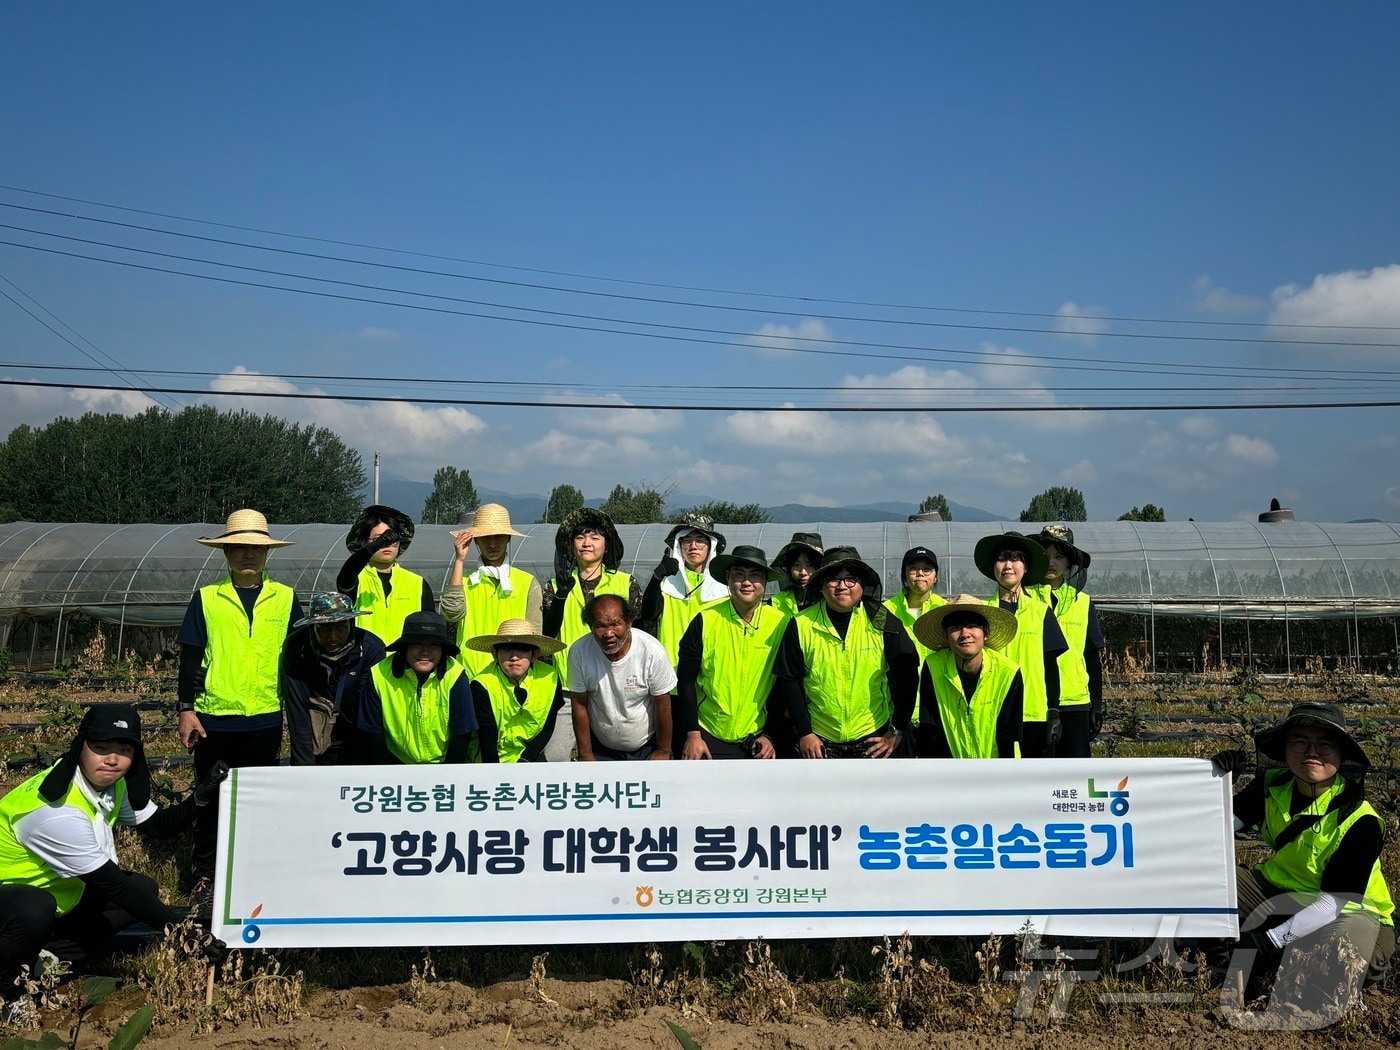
[197,509,295,549]
[464,618,565,658]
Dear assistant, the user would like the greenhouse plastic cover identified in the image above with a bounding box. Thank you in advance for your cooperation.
[0,519,1397,627]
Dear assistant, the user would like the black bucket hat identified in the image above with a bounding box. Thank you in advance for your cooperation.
[40,702,151,809]
[386,611,461,658]
[973,531,1049,587]
[806,546,882,597]
[772,532,823,573]
[346,504,416,554]
[1035,525,1091,570]
[555,507,624,576]
[709,544,783,584]
[1254,701,1369,768]
[663,513,727,555]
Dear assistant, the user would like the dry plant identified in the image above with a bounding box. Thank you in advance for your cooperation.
[407,949,437,1006]
[528,951,557,1006]
[722,940,797,1024]
[870,933,972,1029]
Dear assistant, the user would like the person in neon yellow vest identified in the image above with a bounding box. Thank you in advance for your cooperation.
[358,612,477,764]
[464,619,566,763]
[441,503,542,674]
[884,545,947,683]
[773,547,917,759]
[1025,525,1105,758]
[973,532,1068,758]
[911,594,1023,759]
[1211,703,1394,994]
[769,532,822,618]
[541,507,641,692]
[0,704,226,991]
[178,508,302,885]
[675,544,789,760]
[337,505,434,646]
[639,514,729,667]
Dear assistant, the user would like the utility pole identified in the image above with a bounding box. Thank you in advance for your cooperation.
[373,451,380,504]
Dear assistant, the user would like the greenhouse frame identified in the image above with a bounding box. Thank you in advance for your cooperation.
[0,519,1397,673]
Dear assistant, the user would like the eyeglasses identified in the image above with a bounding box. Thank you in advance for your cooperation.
[905,565,937,576]
[825,576,862,589]
[680,535,710,547]
[1287,737,1337,757]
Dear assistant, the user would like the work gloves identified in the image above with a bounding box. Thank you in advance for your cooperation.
[1209,749,1251,777]
[1046,708,1063,746]
[1088,700,1104,741]
[367,528,400,554]
[193,761,230,806]
[652,549,680,581]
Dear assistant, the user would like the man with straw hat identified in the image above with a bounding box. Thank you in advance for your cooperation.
[973,531,1068,759]
[358,611,477,765]
[463,619,565,763]
[675,545,789,760]
[442,503,542,675]
[177,509,302,886]
[338,504,433,646]
[773,547,918,759]
[1026,525,1105,758]
[280,592,385,766]
[639,513,729,669]
[912,595,1023,759]
[1211,703,1394,995]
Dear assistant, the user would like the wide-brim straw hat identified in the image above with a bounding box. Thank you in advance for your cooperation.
[664,513,727,554]
[913,594,1018,652]
[1254,701,1369,768]
[346,504,416,554]
[973,531,1049,586]
[386,611,461,658]
[197,509,295,548]
[1036,524,1091,570]
[461,503,525,539]
[773,532,823,571]
[709,544,783,584]
[464,618,565,657]
[806,546,881,594]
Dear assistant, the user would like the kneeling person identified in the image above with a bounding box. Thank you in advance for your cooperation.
[359,612,477,764]
[912,595,1024,759]
[676,545,789,759]
[568,595,676,761]
[464,620,566,763]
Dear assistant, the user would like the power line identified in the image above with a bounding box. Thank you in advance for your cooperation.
[2,183,1393,333]
[4,235,1397,388]
[3,377,1397,414]
[6,200,1398,348]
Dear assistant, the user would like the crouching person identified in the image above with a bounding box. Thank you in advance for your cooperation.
[464,620,566,763]
[0,704,226,991]
[359,612,477,764]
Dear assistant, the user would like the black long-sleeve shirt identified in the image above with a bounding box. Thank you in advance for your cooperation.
[469,679,565,763]
[915,662,1024,758]
[337,549,435,610]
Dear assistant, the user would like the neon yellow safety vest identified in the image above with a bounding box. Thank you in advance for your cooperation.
[0,765,125,915]
[884,589,946,723]
[923,648,1021,758]
[987,594,1051,725]
[769,588,802,619]
[474,662,559,763]
[1027,584,1092,708]
[198,575,295,717]
[456,566,536,675]
[695,602,790,742]
[552,570,633,689]
[1257,769,1395,926]
[369,657,467,764]
[356,563,428,646]
[657,570,725,669]
[795,603,891,743]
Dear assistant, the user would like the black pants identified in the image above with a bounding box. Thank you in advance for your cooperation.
[192,726,282,880]
[696,728,756,759]
[1057,706,1092,758]
[1023,720,1055,758]
[0,875,159,990]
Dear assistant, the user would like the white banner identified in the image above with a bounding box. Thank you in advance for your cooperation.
[212,758,1237,948]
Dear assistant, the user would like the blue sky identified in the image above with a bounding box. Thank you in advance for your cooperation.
[2,2,1397,522]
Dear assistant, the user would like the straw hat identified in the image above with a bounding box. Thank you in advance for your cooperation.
[197,509,295,548]
[463,618,565,657]
[912,594,1019,652]
[458,503,526,539]
[973,531,1048,586]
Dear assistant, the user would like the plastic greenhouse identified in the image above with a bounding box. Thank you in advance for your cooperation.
[0,519,1397,673]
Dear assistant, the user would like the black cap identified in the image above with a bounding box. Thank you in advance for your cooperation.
[901,546,939,574]
[40,702,150,807]
[83,702,143,746]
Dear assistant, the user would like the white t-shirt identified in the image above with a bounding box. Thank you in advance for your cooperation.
[567,629,678,751]
[14,774,158,878]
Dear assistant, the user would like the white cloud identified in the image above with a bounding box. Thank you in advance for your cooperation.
[1053,302,1110,346]
[1178,415,1219,439]
[1058,458,1098,485]
[1190,276,1266,316]
[1268,264,1400,341]
[547,393,679,436]
[1224,433,1277,466]
[746,319,834,359]
[0,377,159,434]
[358,326,401,342]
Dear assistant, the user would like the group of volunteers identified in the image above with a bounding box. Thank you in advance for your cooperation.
[0,501,1391,1004]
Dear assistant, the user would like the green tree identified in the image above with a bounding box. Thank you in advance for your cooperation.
[421,466,479,524]
[1119,503,1167,522]
[539,483,585,523]
[667,500,770,525]
[918,493,952,521]
[1020,486,1088,523]
[601,482,674,524]
[0,406,364,524]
